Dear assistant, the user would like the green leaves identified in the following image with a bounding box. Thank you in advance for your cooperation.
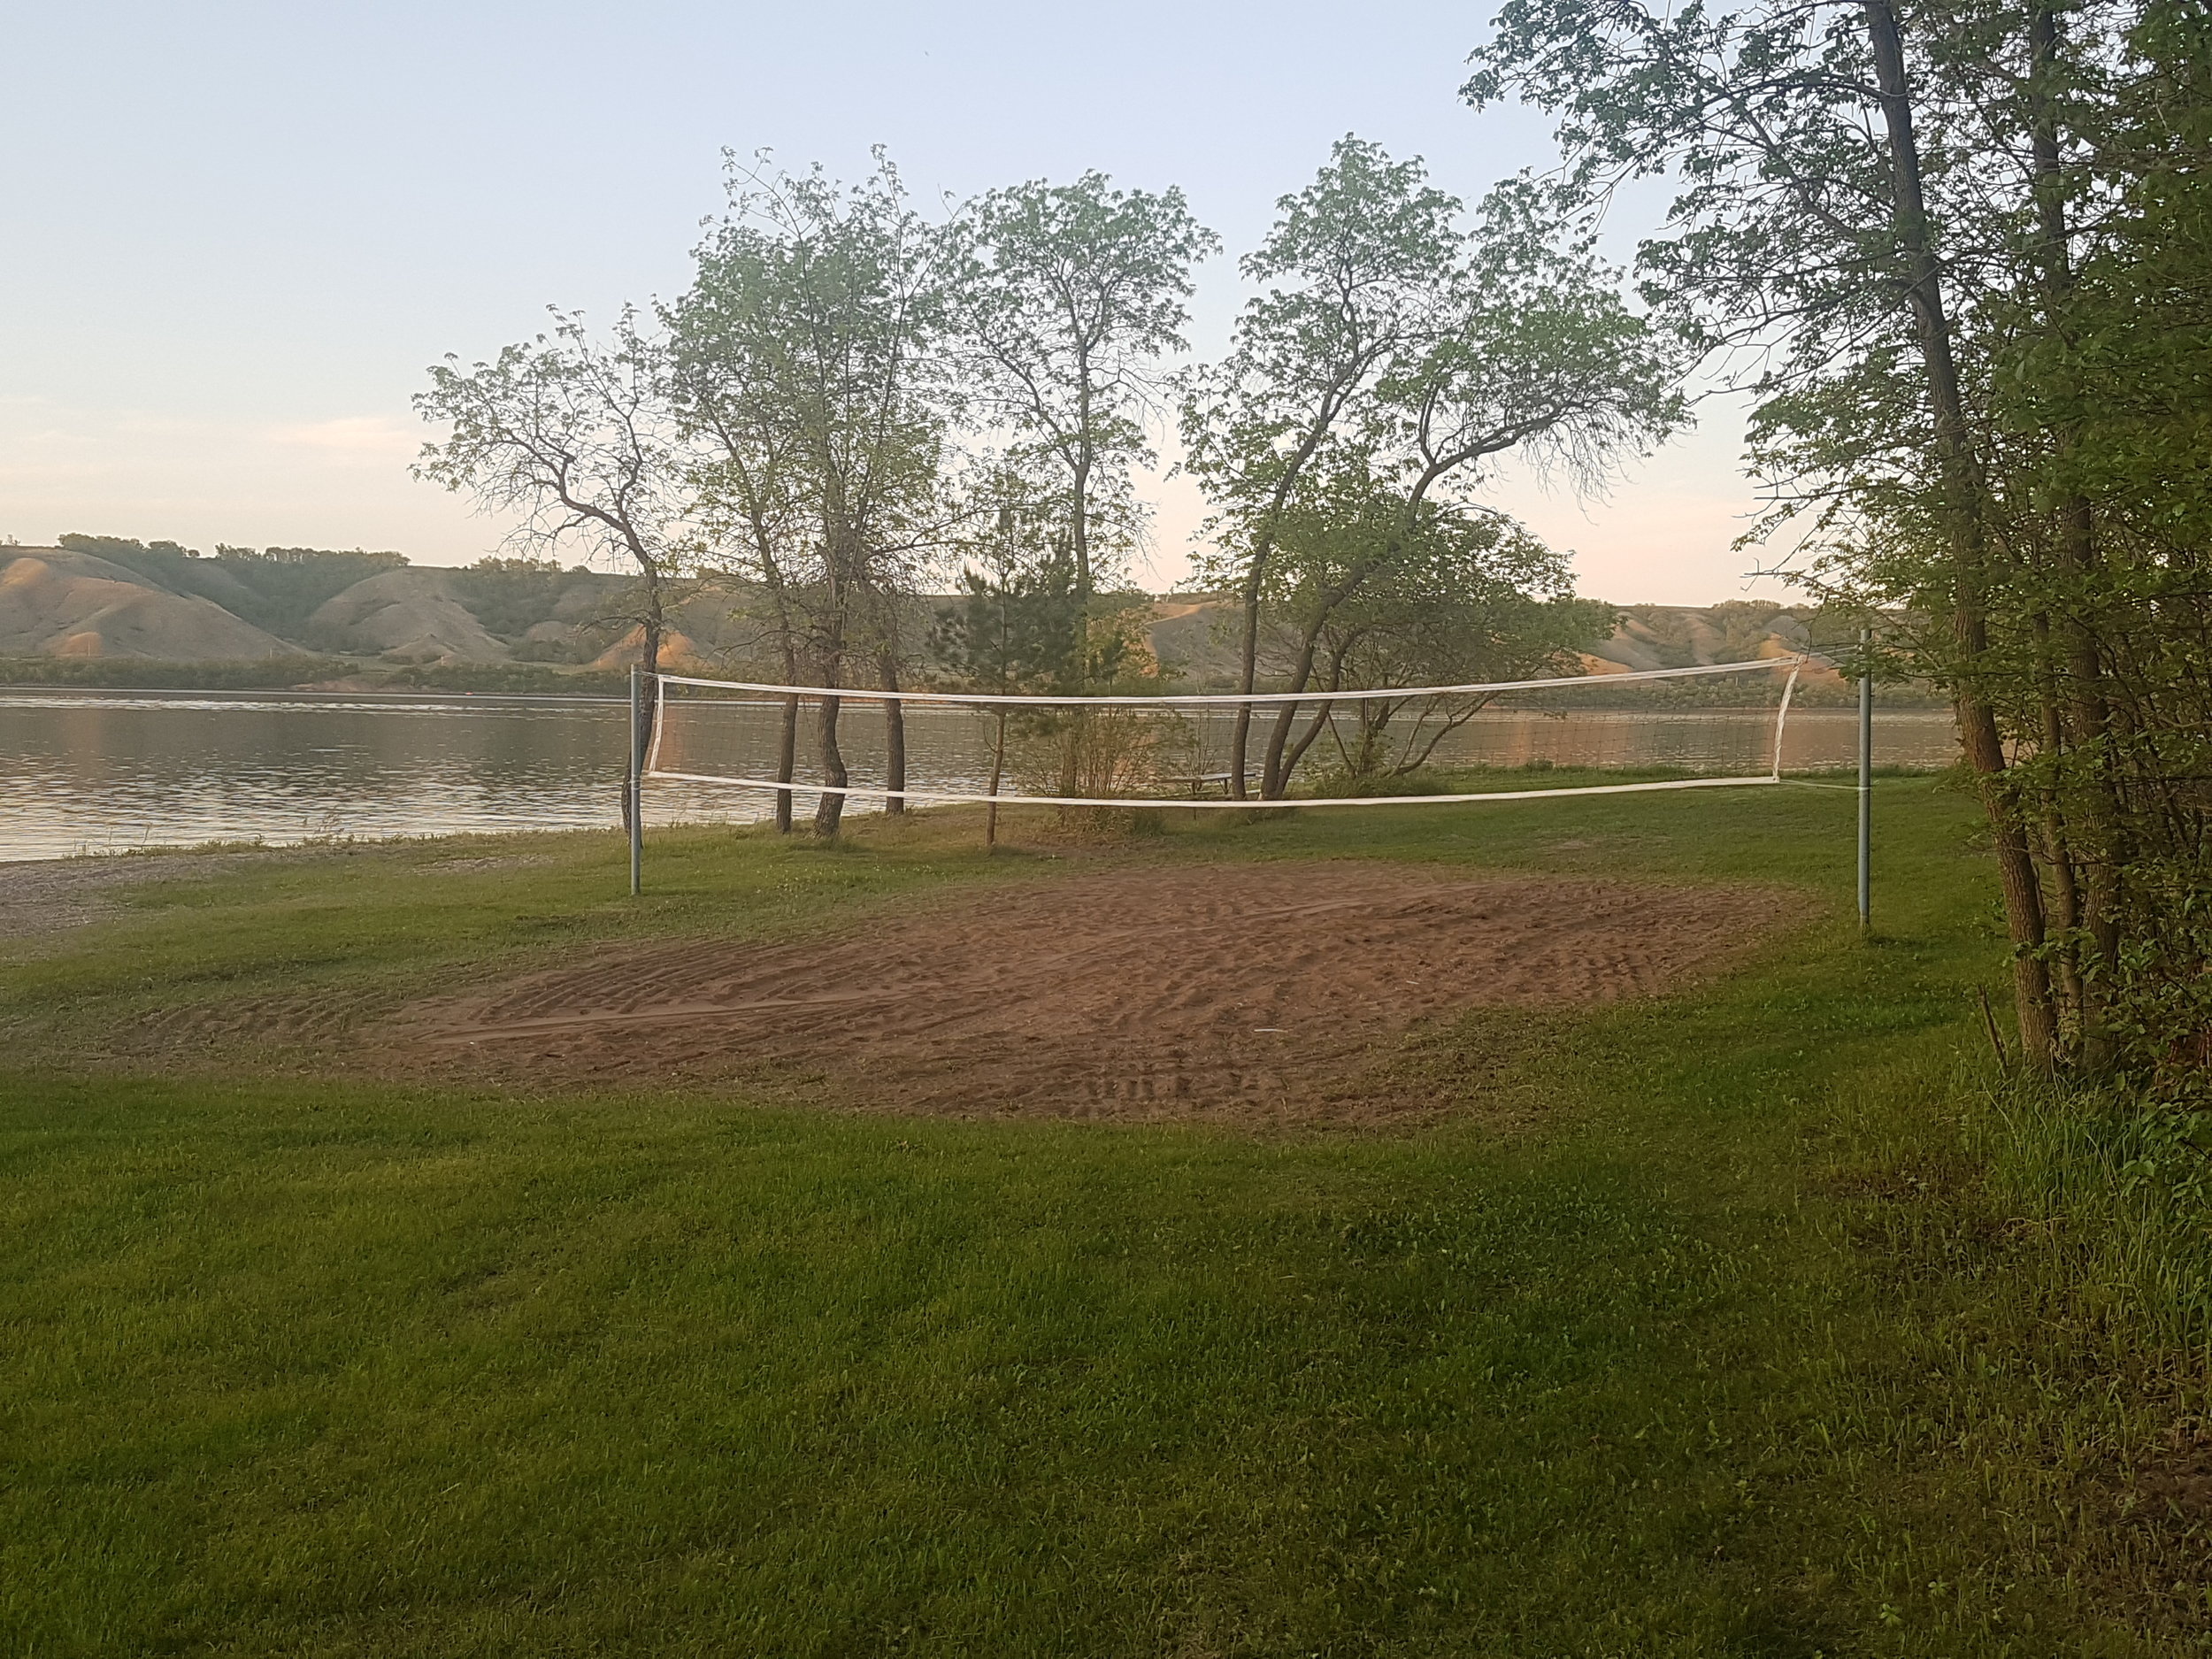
[414,306,687,597]
[1185,140,1681,540]
[941,173,1218,626]
[1179,140,1463,522]
[1179,137,1681,794]
[671,151,950,587]
[1471,0,2212,1079]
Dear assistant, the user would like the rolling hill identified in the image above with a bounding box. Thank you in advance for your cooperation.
[0,548,296,661]
[0,541,1855,696]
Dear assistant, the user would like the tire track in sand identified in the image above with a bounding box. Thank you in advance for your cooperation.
[388,864,1791,1125]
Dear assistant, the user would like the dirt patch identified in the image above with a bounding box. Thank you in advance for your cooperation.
[2066,1418,2212,1628]
[390,863,1789,1126]
[2100,1419,2212,1531]
[0,847,554,948]
[0,851,292,942]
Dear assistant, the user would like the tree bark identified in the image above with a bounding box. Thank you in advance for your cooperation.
[814,689,848,837]
[775,695,799,835]
[1277,651,1352,785]
[814,516,854,837]
[1229,545,1271,800]
[1261,617,1347,798]
[1071,381,1094,667]
[2031,618,2088,1030]
[987,709,1008,851]
[1259,555,1390,796]
[2028,0,2123,1053]
[1224,373,1366,800]
[1063,407,1097,806]
[1865,0,2057,1064]
[757,530,801,835]
[813,564,849,840]
[1257,510,1426,795]
[619,557,665,836]
[880,643,907,817]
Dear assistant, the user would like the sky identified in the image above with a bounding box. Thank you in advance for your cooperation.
[0,1,1799,605]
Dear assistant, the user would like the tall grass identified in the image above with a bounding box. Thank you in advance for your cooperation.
[1984,1079,2212,1356]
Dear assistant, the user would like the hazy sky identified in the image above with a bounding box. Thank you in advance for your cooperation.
[1,1,1797,604]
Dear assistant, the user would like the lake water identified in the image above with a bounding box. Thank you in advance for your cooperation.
[0,688,1960,863]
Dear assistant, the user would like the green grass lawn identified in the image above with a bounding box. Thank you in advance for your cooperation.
[1,781,2200,1656]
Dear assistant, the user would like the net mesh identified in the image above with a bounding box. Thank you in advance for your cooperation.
[646,657,1809,810]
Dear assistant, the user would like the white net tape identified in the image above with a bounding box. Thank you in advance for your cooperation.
[646,657,1808,811]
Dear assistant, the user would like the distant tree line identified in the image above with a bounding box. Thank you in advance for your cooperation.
[1471,0,2212,1080]
[415,143,1677,832]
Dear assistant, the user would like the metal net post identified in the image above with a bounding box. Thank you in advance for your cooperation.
[629,666,643,897]
[1858,628,1873,931]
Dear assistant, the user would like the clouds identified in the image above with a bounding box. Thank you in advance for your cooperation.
[268,417,423,462]
[0,399,515,556]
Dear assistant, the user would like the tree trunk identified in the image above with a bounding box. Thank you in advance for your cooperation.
[880,645,907,818]
[815,525,853,838]
[1279,703,1336,785]
[1062,434,1097,810]
[1070,444,1094,672]
[1260,581,1370,796]
[1273,639,1356,787]
[1229,545,1270,801]
[1260,645,1323,798]
[618,595,664,837]
[2029,0,2123,1058]
[630,566,665,833]
[639,559,664,780]
[814,691,848,837]
[987,709,1008,851]
[775,695,798,835]
[1957,692,2059,1064]
[1865,0,2056,1064]
[1258,535,1410,795]
[636,551,666,680]
[2031,620,2087,1032]
[765,561,800,836]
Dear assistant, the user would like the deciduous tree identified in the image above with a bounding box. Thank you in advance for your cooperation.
[945,174,1217,675]
[1187,146,1683,797]
[1467,0,2212,1076]
[669,152,950,836]
[416,308,687,680]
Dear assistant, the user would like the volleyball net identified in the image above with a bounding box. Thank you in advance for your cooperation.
[642,656,1809,811]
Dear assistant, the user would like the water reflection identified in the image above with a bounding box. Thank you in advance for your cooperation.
[0,688,1958,863]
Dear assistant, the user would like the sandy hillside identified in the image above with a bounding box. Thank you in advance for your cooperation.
[1141,595,1844,689]
[305,568,511,664]
[1,544,1847,686]
[0,549,294,661]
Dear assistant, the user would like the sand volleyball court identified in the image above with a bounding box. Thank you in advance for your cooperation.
[396,863,1783,1125]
